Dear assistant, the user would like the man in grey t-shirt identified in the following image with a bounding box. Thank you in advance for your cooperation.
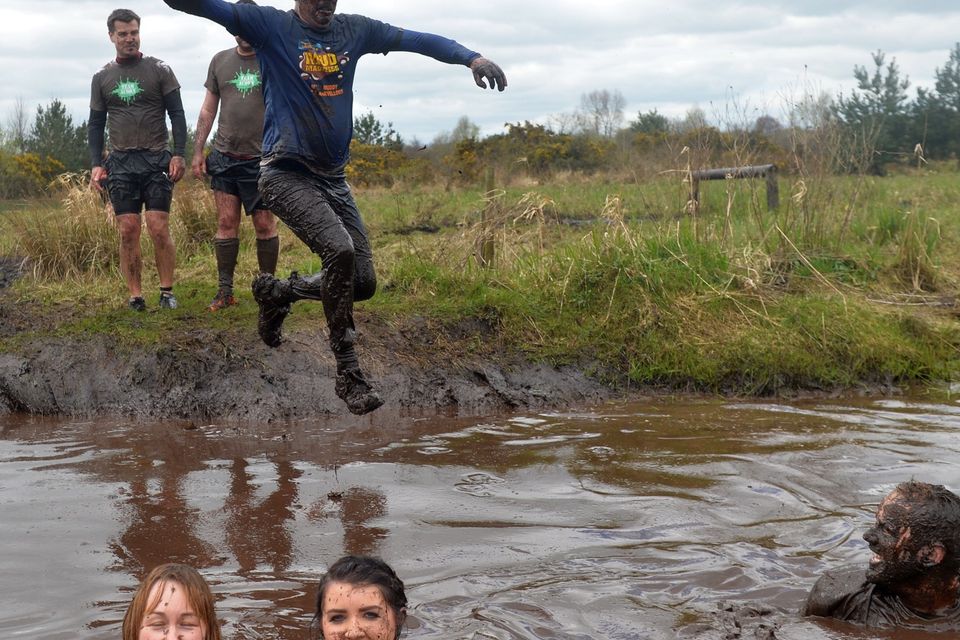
[192,0,279,312]
[88,8,187,311]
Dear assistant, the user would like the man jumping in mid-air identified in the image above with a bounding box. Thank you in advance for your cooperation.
[162,0,507,415]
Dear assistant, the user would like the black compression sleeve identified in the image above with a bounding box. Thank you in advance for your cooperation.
[88,109,107,168]
[165,89,188,157]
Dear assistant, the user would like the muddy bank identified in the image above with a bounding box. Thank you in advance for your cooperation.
[0,251,614,419]
[0,248,612,421]
[0,319,611,420]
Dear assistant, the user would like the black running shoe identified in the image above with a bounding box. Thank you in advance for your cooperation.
[335,368,384,415]
[159,291,178,309]
[252,273,293,347]
[129,296,146,312]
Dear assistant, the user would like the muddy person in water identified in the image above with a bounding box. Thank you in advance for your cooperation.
[312,555,407,640]
[162,0,507,415]
[122,563,221,640]
[193,0,280,312]
[803,481,960,631]
[89,9,186,312]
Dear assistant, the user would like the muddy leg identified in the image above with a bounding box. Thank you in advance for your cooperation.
[258,165,383,414]
[258,165,357,367]
[324,177,376,302]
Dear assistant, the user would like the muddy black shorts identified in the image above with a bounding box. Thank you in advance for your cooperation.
[104,149,174,215]
[206,149,265,215]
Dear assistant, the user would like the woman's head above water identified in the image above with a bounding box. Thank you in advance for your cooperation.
[122,563,221,640]
[313,555,407,640]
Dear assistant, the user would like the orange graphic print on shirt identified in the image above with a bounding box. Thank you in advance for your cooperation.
[298,40,349,98]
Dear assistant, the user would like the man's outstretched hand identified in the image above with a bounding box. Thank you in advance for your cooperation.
[470,57,507,91]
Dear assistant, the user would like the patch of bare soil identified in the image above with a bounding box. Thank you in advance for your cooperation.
[0,262,611,419]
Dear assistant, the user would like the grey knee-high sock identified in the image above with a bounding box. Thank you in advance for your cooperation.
[256,236,280,275]
[214,238,240,293]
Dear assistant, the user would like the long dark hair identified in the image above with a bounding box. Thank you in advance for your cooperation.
[312,555,407,639]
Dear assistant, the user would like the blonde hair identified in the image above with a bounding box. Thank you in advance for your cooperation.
[121,564,221,640]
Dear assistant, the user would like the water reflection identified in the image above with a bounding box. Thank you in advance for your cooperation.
[2,398,960,638]
[111,450,220,574]
[225,458,301,575]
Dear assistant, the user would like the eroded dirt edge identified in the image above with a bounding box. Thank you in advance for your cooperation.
[0,260,612,419]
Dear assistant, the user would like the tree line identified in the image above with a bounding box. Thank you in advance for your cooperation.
[4,44,960,197]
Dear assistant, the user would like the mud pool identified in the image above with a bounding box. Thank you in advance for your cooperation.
[2,397,959,639]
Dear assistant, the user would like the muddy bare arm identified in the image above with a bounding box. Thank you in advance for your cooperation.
[192,90,219,179]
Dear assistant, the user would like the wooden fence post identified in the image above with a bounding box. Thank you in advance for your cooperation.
[479,168,496,268]
[688,163,779,212]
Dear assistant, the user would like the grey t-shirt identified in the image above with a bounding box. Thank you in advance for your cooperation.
[803,565,960,631]
[205,48,265,158]
[90,55,180,152]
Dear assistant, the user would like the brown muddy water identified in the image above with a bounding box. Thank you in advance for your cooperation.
[2,397,959,640]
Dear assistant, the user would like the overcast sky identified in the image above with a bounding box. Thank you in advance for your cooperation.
[2,1,959,144]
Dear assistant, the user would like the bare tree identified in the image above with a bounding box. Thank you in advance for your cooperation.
[753,114,783,136]
[676,105,708,133]
[7,97,30,154]
[789,92,834,131]
[432,115,481,146]
[450,115,480,142]
[547,111,580,134]
[579,89,626,137]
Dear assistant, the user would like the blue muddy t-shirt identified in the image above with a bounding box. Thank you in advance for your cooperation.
[179,0,480,172]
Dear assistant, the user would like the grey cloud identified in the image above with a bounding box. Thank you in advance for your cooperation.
[2,0,958,143]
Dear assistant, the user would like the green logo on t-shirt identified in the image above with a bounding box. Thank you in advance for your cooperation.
[228,69,262,97]
[111,78,144,105]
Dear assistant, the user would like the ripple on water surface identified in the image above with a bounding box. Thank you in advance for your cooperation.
[2,399,959,638]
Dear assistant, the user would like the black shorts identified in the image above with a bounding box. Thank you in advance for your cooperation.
[206,149,265,215]
[105,150,174,215]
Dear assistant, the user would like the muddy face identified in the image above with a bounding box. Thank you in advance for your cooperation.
[138,580,206,640]
[295,0,338,29]
[319,582,398,640]
[109,20,140,59]
[863,492,923,586]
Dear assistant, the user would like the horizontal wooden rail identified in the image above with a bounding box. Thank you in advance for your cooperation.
[689,163,779,212]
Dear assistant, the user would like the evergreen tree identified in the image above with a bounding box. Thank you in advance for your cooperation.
[26,99,87,173]
[353,111,403,150]
[834,51,911,173]
[629,109,670,135]
[914,43,960,160]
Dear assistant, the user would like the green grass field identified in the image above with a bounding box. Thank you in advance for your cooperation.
[3,164,960,394]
